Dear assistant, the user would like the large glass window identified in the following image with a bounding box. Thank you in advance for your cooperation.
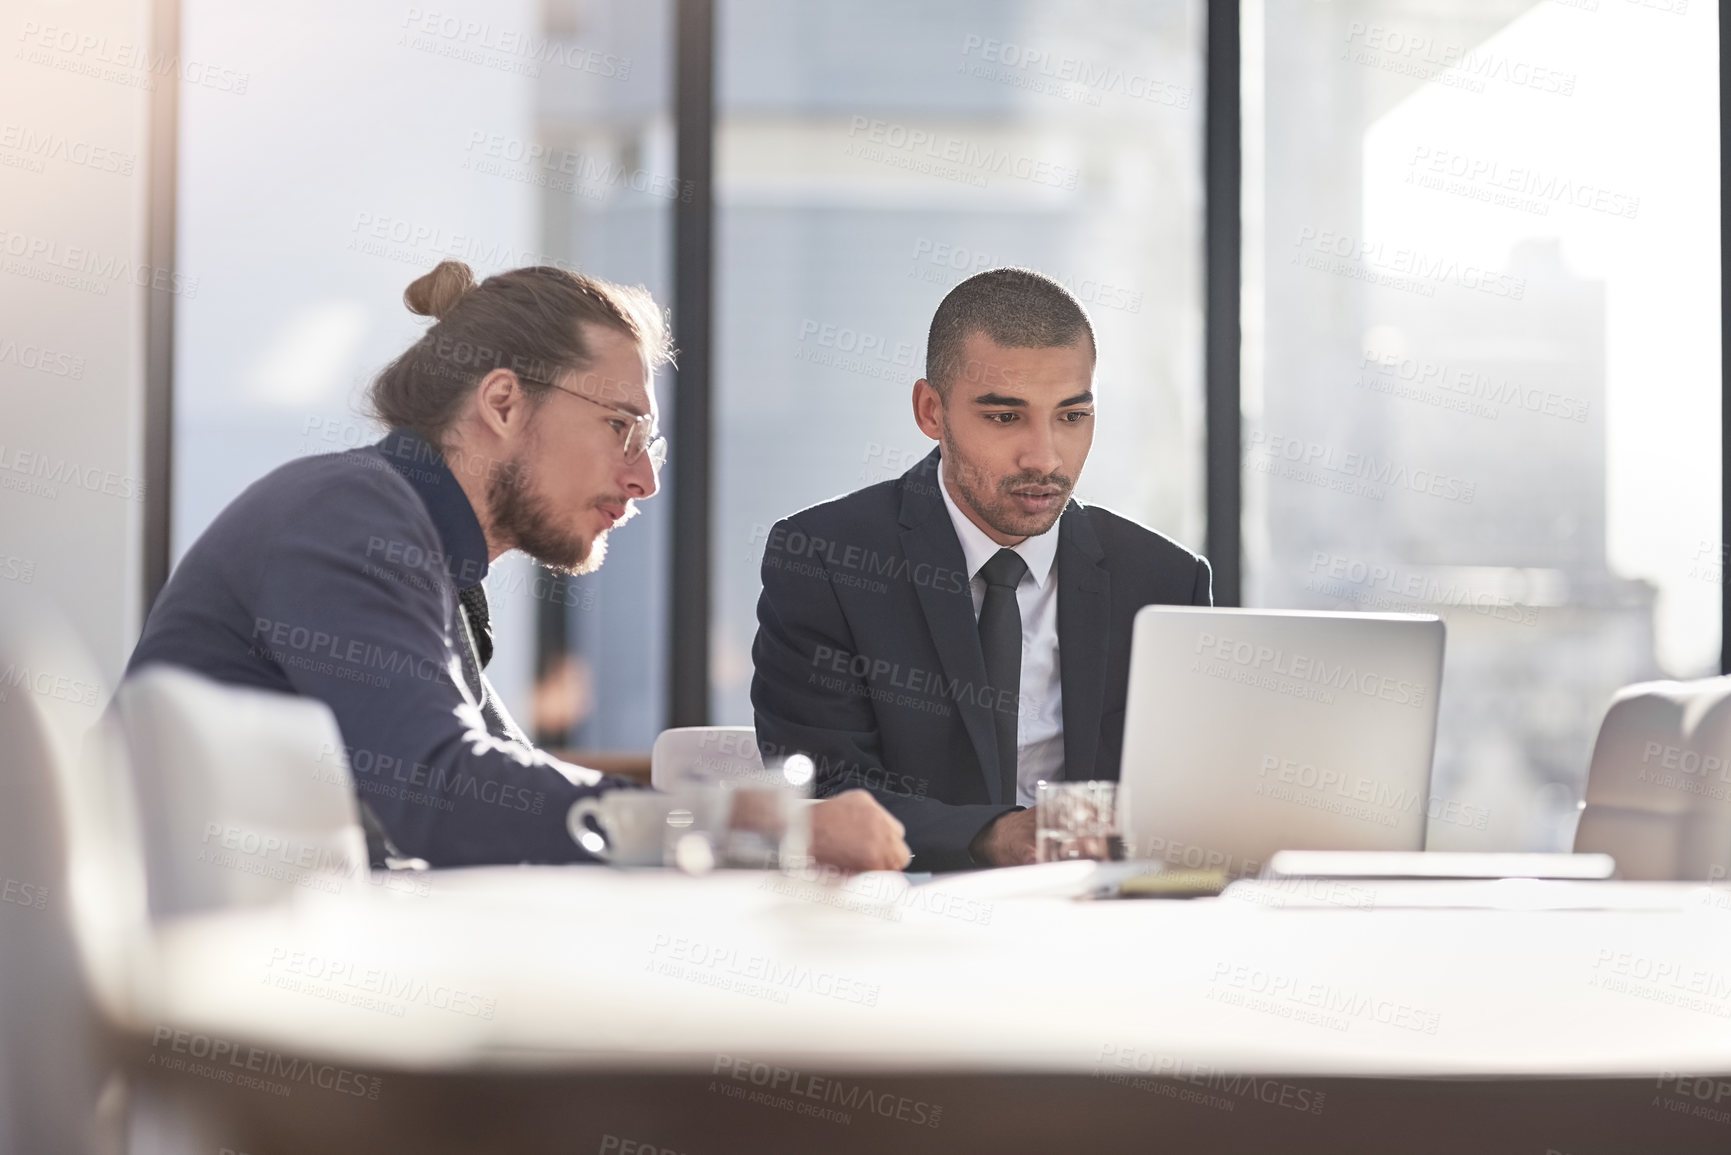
[1244,0,1721,850]
[175,0,671,745]
[712,0,1207,723]
[173,0,1721,783]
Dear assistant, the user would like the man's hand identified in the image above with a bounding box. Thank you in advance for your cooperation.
[809,790,912,874]
[969,807,1037,867]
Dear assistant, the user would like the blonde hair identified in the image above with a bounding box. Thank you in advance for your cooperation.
[369,260,673,445]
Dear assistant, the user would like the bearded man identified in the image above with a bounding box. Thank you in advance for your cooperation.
[751,267,1212,871]
[127,260,908,872]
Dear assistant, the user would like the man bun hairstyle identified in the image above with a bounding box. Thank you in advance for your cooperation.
[403,259,477,320]
[924,267,1095,398]
[370,259,673,447]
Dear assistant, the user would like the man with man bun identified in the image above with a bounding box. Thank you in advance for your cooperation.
[128,260,909,871]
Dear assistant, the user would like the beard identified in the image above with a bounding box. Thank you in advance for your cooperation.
[939,421,1074,540]
[486,455,628,577]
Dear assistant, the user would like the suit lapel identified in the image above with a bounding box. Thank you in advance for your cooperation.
[1057,502,1110,780]
[898,449,1004,803]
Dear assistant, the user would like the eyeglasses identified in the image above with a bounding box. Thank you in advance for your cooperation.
[546,383,668,470]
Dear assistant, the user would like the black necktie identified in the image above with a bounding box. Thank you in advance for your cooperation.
[458,583,493,669]
[978,548,1028,805]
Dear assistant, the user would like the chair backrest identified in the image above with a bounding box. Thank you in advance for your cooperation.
[0,595,136,1155]
[1574,677,1731,881]
[112,665,369,918]
[651,726,765,791]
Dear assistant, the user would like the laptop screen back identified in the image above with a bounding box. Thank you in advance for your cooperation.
[1117,607,1446,878]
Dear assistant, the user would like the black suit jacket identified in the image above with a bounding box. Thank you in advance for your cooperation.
[751,447,1212,870]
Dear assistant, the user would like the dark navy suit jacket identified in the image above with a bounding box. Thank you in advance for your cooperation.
[751,447,1212,870]
[126,429,633,867]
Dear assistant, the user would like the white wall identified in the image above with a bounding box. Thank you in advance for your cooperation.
[0,0,156,682]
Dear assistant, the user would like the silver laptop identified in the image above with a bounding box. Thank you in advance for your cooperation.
[1117,607,1445,879]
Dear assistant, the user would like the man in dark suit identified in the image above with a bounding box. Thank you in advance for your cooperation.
[127,260,908,873]
[752,267,1212,871]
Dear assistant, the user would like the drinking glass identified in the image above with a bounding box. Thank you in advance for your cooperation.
[668,753,815,873]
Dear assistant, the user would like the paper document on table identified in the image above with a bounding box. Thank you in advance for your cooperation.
[1223,877,1701,912]
[1263,850,1617,881]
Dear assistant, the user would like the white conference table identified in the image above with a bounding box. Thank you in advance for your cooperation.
[127,864,1731,1153]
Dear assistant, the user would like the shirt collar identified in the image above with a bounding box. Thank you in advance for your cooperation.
[374,427,491,589]
[937,456,1060,590]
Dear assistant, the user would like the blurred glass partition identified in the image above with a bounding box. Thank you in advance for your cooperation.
[536,0,676,750]
[175,0,672,743]
[712,0,1207,722]
[1243,0,1721,850]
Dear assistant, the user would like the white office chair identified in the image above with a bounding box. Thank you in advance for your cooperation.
[650,725,767,790]
[110,665,370,918]
[0,595,139,1155]
[1573,677,1731,880]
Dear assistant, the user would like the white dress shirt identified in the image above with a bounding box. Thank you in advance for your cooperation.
[938,464,1064,807]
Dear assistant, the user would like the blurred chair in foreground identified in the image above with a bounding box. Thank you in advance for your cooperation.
[108,665,370,918]
[1575,677,1731,880]
[0,596,138,1155]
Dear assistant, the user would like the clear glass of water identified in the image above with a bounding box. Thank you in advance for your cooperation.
[669,753,815,872]
[1035,780,1124,863]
